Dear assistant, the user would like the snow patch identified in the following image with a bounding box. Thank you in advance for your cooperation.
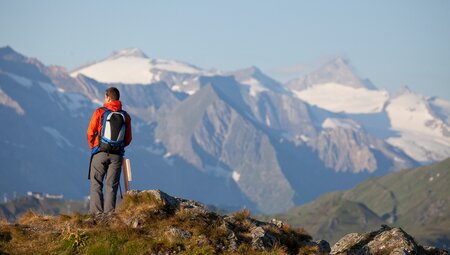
[60,92,91,112]
[42,126,73,148]
[300,135,309,142]
[151,59,201,74]
[386,132,450,163]
[265,114,271,126]
[92,99,103,106]
[163,152,174,166]
[185,89,197,95]
[385,91,450,162]
[232,171,241,182]
[5,72,32,88]
[71,51,202,85]
[322,118,361,131]
[39,81,57,93]
[172,85,181,92]
[71,57,154,84]
[428,97,450,125]
[241,78,269,97]
[292,83,389,114]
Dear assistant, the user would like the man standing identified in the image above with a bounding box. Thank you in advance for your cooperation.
[87,87,132,214]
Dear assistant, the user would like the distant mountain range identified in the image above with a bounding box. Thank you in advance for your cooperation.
[0,195,87,222]
[263,157,450,249]
[1,46,449,214]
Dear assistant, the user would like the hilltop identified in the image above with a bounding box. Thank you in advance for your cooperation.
[1,190,448,254]
[0,190,318,254]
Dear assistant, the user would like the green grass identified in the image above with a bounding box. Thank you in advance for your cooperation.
[262,158,450,248]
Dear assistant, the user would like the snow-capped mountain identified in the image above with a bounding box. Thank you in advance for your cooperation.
[2,46,449,213]
[292,83,389,114]
[284,57,450,164]
[285,57,377,91]
[70,48,215,95]
[71,48,202,83]
[286,58,389,114]
[0,47,253,212]
[385,87,450,163]
[227,66,288,97]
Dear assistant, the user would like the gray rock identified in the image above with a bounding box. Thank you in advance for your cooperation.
[128,190,180,210]
[331,225,449,255]
[366,227,417,254]
[251,226,276,251]
[167,227,192,240]
[423,246,450,255]
[271,218,284,228]
[331,232,367,254]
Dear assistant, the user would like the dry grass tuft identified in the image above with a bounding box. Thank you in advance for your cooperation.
[233,208,251,221]
[297,243,320,255]
[119,191,164,212]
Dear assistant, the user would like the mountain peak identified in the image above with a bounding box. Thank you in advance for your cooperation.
[285,57,374,91]
[230,66,264,78]
[396,85,413,96]
[245,66,263,75]
[329,56,350,67]
[0,46,26,61]
[228,66,287,96]
[0,45,16,54]
[108,48,148,60]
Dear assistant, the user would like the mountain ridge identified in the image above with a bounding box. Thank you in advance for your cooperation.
[1,45,449,215]
[265,157,450,249]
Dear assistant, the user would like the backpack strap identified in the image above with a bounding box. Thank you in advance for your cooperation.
[91,107,109,155]
[100,107,111,138]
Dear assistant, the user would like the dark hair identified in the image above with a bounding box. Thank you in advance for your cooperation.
[105,87,120,100]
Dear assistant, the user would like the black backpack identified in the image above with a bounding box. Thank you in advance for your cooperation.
[91,107,127,155]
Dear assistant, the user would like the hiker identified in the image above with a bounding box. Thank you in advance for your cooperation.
[87,87,132,214]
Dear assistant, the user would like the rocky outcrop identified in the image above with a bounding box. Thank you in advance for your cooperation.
[119,190,326,253]
[0,190,447,254]
[331,225,449,255]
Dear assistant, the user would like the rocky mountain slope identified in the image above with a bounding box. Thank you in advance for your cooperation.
[265,157,450,249]
[0,46,252,213]
[1,45,449,214]
[0,190,447,254]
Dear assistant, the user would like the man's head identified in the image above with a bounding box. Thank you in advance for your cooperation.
[105,87,120,103]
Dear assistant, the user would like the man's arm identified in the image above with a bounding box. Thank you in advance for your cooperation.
[87,109,100,149]
[124,113,132,147]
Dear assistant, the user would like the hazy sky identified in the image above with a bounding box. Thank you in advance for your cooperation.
[1,1,449,99]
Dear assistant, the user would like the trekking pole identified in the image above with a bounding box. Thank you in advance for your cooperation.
[118,182,123,199]
[123,158,132,192]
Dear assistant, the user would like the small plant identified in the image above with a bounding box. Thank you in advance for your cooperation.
[298,244,320,255]
[233,208,251,221]
[62,229,88,252]
[17,210,39,225]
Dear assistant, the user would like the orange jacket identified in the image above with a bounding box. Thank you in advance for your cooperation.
[87,100,132,150]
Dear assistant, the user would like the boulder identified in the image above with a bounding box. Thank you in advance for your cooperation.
[331,225,449,255]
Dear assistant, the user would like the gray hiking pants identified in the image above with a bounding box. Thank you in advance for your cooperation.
[89,152,122,214]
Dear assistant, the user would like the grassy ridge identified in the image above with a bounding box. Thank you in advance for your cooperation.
[265,158,450,248]
[0,190,318,255]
